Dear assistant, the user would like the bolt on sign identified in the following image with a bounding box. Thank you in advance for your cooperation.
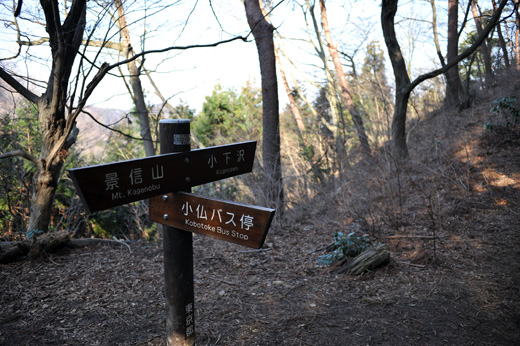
[68,141,257,213]
[150,192,275,249]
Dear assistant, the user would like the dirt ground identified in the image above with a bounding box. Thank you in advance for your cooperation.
[1,98,520,345]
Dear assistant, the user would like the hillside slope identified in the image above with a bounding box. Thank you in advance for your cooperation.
[0,72,519,345]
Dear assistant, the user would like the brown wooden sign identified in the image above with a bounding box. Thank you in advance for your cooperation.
[150,192,275,249]
[68,141,256,213]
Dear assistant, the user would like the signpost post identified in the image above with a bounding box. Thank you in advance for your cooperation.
[68,119,274,345]
[160,120,194,345]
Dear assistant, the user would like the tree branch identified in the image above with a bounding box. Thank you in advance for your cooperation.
[82,109,151,142]
[109,35,248,71]
[85,40,121,50]
[14,0,23,17]
[16,38,121,51]
[406,0,508,94]
[42,35,250,168]
[0,66,39,104]
[16,37,50,46]
[0,149,42,170]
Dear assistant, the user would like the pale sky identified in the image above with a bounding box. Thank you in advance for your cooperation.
[87,0,392,113]
[0,0,451,115]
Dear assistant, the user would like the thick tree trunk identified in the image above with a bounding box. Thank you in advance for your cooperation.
[381,0,411,159]
[319,0,372,158]
[114,0,155,157]
[445,0,463,106]
[391,91,411,159]
[27,167,63,233]
[24,1,87,236]
[382,0,507,160]
[244,0,284,211]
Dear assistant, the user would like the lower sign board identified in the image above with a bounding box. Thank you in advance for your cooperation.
[150,192,275,249]
[68,141,256,213]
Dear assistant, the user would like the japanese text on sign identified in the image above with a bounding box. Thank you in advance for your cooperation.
[182,201,254,231]
[69,141,256,213]
[149,191,274,249]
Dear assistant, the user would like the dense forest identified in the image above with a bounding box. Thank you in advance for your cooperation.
[0,0,516,244]
[0,1,519,345]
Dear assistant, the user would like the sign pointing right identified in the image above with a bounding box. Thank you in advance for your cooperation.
[150,192,275,249]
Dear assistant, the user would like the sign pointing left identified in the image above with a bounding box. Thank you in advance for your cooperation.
[68,141,256,213]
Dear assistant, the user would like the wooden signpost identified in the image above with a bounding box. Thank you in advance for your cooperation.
[69,141,257,213]
[150,192,274,249]
[68,119,274,345]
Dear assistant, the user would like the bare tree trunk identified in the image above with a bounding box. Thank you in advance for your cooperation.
[445,0,463,106]
[492,0,510,67]
[275,49,306,138]
[114,0,155,157]
[381,0,411,159]
[471,0,494,83]
[27,1,87,233]
[304,0,346,172]
[244,0,284,212]
[516,2,520,71]
[0,1,112,242]
[27,162,63,233]
[319,0,372,158]
[275,46,326,182]
[382,0,508,159]
[0,1,89,246]
[431,0,446,67]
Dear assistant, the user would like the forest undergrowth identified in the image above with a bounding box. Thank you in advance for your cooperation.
[1,72,519,345]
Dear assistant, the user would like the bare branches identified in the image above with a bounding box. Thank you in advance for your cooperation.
[46,62,110,170]
[16,37,49,46]
[83,40,121,50]
[81,109,150,142]
[0,66,38,104]
[2,30,249,169]
[406,0,509,94]
[14,0,23,18]
[0,149,42,170]
[108,35,249,72]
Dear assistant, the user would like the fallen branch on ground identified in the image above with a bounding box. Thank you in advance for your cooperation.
[336,244,390,275]
[0,233,135,264]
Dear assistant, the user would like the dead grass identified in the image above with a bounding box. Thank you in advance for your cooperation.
[1,72,519,345]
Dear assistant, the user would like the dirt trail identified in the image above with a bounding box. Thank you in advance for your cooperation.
[1,94,519,345]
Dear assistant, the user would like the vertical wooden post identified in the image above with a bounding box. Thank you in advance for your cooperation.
[160,119,195,345]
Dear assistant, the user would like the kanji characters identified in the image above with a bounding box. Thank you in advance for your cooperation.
[105,172,119,190]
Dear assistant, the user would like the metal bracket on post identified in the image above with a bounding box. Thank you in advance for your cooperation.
[160,119,195,346]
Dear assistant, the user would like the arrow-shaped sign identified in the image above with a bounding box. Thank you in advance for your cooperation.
[69,141,256,213]
[150,192,275,249]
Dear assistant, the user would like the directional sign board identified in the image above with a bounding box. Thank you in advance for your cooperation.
[69,141,256,213]
[150,192,275,249]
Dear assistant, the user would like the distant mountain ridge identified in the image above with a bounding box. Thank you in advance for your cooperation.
[0,79,128,157]
[75,106,127,157]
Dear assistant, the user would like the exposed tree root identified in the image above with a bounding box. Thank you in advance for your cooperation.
[0,231,133,264]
